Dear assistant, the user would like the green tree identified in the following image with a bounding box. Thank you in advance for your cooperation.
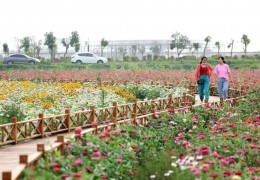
[227,40,234,58]
[241,34,250,55]
[117,47,127,60]
[3,43,9,55]
[192,42,200,59]
[170,32,190,59]
[20,36,31,54]
[150,42,161,56]
[215,41,220,56]
[138,45,146,60]
[61,38,70,57]
[70,31,80,52]
[44,32,57,61]
[101,38,109,56]
[130,45,137,56]
[203,36,211,56]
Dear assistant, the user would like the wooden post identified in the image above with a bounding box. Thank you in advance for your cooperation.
[168,94,173,109]
[20,155,28,165]
[90,106,95,123]
[182,93,186,106]
[133,99,137,114]
[151,96,156,111]
[132,113,137,125]
[220,97,224,107]
[65,109,70,132]
[37,144,45,152]
[57,136,65,155]
[38,113,44,138]
[2,172,12,180]
[111,80,114,86]
[11,117,17,144]
[112,102,117,118]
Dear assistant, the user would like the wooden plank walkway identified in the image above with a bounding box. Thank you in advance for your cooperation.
[0,95,220,180]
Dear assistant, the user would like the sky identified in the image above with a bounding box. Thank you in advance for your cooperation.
[0,0,259,52]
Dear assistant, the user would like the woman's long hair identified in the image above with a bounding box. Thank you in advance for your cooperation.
[218,56,226,63]
[200,56,207,64]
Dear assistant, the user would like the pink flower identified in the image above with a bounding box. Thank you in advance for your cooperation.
[212,151,219,158]
[201,149,210,156]
[191,169,200,175]
[72,159,83,167]
[92,147,99,152]
[197,133,205,139]
[61,174,69,179]
[82,151,88,156]
[220,159,229,166]
[114,130,121,136]
[201,166,210,173]
[236,150,244,155]
[94,151,102,157]
[74,127,82,134]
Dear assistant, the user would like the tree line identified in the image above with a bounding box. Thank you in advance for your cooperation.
[2,31,251,60]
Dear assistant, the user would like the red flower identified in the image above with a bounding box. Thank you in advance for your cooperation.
[61,174,69,179]
[82,151,88,156]
[210,173,218,179]
[100,175,108,179]
[234,171,242,176]
[131,145,137,149]
[72,173,82,178]
[53,167,61,173]
[223,170,232,177]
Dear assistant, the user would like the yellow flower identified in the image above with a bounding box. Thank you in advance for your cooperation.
[231,175,241,180]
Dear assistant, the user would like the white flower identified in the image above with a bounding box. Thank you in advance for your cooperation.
[164,173,170,176]
[150,175,156,179]
[171,162,177,167]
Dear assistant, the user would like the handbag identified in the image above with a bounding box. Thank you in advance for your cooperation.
[197,79,205,84]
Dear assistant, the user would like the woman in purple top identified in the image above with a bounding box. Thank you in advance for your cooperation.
[213,56,232,100]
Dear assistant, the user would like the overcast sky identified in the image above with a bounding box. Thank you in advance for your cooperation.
[0,0,259,51]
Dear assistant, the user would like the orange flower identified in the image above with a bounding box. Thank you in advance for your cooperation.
[247,119,253,124]
[53,167,61,173]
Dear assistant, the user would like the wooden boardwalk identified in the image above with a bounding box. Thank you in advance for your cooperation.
[0,95,220,180]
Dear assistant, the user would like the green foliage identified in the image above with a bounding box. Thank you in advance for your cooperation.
[241,34,250,55]
[44,32,57,61]
[20,36,31,54]
[61,38,70,57]
[0,101,25,124]
[69,31,80,52]
[2,43,9,54]
[150,42,161,55]
[170,32,190,59]
[101,38,109,56]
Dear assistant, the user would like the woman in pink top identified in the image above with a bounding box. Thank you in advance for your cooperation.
[213,56,231,99]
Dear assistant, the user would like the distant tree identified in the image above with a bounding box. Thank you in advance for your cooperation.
[20,36,31,54]
[101,38,109,56]
[138,45,146,60]
[203,36,211,56]
[14,37,21,53]
[241,34,250,55]
[227,40,234,58]
[44,32,57,61]
[192,42,200,59]
[130,45,137,56]
[70,31,80,52]
[215,41,220,56]
[61,38,70,57]
[117,47,127,60]
[3,43,9,55]
[34,40,42,58]
[170,32,190,59]
[150,42,161,56]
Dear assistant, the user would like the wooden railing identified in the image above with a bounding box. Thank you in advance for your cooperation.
[1,85,249,180]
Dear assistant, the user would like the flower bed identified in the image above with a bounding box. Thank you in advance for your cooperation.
[22,91,260,179]
[0,80,188,124]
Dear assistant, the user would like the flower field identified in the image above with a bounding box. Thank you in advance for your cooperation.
[0,69,259,179]
[0,80,188,124]
[22,91,260,179]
